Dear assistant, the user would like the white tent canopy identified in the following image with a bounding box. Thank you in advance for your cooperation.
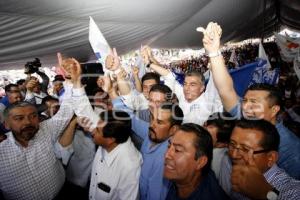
[0,0,299,69]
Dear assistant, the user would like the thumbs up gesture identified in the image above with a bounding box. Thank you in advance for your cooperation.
[105,48,120,71]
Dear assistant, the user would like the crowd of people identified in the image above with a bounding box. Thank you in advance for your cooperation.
[166,41,282,74]
[0,22,299,200]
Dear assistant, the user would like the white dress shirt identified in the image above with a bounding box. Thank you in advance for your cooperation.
[69,87,143,199]
[89,138,142,200]
[162,70,223,125]
[0,83,82,200]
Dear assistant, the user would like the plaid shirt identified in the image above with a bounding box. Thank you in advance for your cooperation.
[220,155,300,200]
[0,85,76,200]
[264,165,300,199]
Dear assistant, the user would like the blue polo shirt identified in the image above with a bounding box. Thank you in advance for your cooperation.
[113,97,171,200]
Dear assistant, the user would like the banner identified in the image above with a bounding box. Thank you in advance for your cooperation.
[274,32,300,62]
[249,59,279,86]
[258,42,271,69]
[89,16,111,70]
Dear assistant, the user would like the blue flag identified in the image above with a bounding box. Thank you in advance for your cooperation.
[230,59,279,97]
[249,59,279,86]
[229,61,259,97]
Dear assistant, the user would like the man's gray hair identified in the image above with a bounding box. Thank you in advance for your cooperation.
[3,101,37,120]
[185,70,205,84]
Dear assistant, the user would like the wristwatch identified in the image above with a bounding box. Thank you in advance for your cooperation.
[266,188,279,200]
[207,50,222,58]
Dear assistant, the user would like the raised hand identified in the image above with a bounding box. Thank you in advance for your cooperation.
[116,67,128,80]
[57,52,63,68]
[132,66,139,76]
[231,150,273,199]
[97,76,113,93]
[96,76,103,89]
[116,68,128,81]
[197,22,222,54]
[62,58,82,86]
[56,52,69,79]
[141,45,160,65]
[26,79,38,92]
[141,46,151,64]
[105,48,120,71]
[70,58,82,83]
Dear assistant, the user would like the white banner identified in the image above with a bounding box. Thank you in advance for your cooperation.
[274,32,300,62]
[89,16,111,69]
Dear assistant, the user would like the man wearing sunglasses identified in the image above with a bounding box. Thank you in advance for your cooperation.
[219,119,300,200]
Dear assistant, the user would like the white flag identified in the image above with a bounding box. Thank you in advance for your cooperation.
[229,49,239,67]
[89,16,111,69]
[135,54,147,79]
[258,41,271,69]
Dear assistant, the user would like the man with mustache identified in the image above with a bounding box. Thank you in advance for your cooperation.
[135,104,184,200]
[102,50,185,200]
[0,57,82,200]
[111,91,184,200]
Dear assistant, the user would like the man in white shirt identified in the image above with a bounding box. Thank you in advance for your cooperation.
[62,58,142,200]
[141,46,223,125]
[88,110,142,200]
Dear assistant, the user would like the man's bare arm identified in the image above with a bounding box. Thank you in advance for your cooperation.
[200,22,239,111]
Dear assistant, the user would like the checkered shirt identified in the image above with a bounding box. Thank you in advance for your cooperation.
[230,164,300,200]
[0,87,75,200]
